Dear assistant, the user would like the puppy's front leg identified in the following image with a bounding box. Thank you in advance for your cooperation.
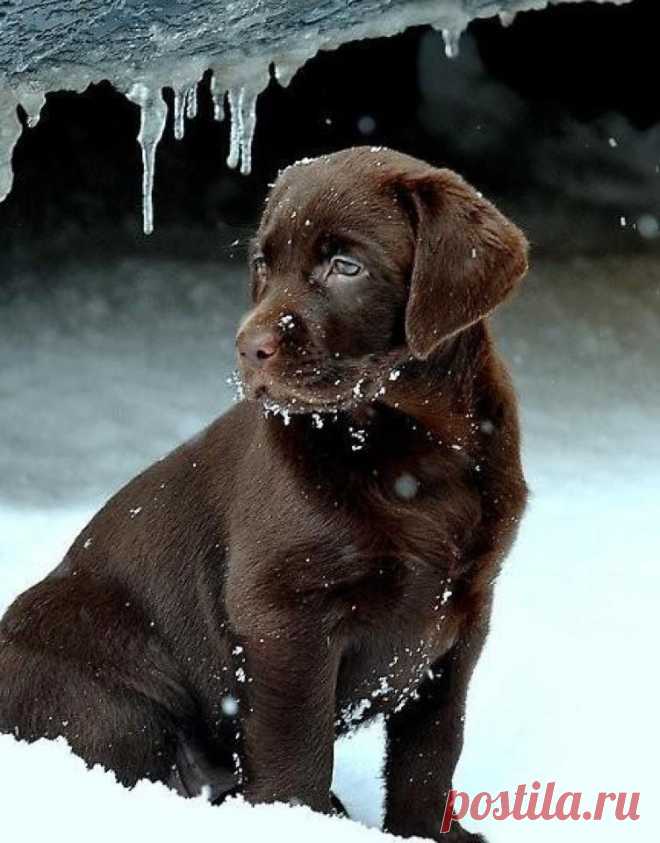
[384,624,488,842]
[237,632,339,813]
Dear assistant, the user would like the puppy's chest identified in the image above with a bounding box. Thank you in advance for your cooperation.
[335,622,453,731]
[326,466,475,727]
[280,449,480,654]
[316,447,481,587]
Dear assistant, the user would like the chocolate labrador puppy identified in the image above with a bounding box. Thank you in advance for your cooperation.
[0,147,528,841]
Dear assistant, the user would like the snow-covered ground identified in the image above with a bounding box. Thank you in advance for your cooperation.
[1,251,658,841]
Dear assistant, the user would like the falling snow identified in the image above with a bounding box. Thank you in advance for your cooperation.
[221,695,239,717]
[393,473,419,500]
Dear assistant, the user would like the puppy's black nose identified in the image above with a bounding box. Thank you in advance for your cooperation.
[237,329,280,368]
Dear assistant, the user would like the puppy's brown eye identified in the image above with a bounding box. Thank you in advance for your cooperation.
[331,256,362,277]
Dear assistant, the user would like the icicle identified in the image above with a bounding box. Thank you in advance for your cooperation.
[126,83,167,236]
[499,12,516,28]
[21,91,46,129]
[210,74,225,122]
[271,45,318,88]
[441,28,462,59]
[0,95,22,202]
[226,88,257,175]
[238,91,257,176]
[185,84,198,120]
[226,89,241,171]
[173,87,186,140]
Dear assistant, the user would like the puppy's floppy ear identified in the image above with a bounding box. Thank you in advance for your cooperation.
[398,167,528,360]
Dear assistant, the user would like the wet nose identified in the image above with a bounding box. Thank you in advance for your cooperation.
[237,329,280,368]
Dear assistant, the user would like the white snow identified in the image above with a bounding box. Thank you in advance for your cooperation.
[0,734,400,843]
[279,314,296,331]
[0,251,657,840]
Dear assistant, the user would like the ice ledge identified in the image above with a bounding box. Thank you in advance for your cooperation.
[0,0,632,231]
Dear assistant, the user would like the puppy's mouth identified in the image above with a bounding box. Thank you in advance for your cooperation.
[239,349,407,416]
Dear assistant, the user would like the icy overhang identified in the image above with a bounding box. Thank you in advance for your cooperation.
[0,0,632,232]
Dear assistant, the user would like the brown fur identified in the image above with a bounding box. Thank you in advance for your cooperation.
[0,147,528,841]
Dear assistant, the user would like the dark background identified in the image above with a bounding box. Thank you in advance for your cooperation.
[2,0,658,265]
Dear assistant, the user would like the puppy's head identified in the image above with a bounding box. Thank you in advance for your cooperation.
[236,147,527,413]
